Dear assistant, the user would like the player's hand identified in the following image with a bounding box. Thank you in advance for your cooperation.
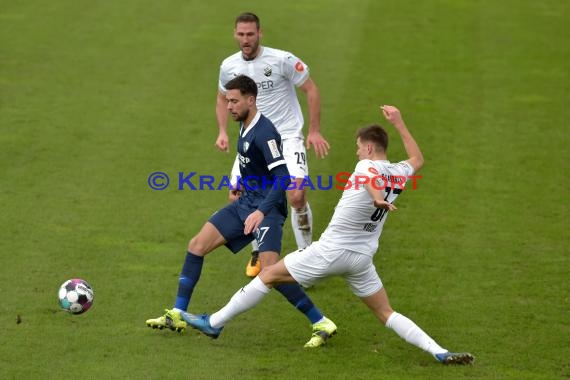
[381,105,404,126]
[228,189,241,202]
[244,210,265,235]
[373,199,397,211]
[306,131,330,159]
[215,131,230,152]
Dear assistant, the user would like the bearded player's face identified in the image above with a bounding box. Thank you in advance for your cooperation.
[226,89,253,122]
[234,22,261,60]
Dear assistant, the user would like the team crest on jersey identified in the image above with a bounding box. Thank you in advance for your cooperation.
[263,65,272,77]
[295,61,304,72]
[368,167,379,175]
[243,141,250,153]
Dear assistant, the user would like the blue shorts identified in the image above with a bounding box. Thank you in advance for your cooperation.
[209,201,285,254]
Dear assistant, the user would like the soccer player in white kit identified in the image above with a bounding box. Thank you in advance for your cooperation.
[184,105,474,364]
[215,12,330,277]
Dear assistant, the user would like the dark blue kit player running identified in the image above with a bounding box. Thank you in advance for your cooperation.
[146,75,337,347]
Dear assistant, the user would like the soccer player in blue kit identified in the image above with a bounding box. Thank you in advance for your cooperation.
[146,75,337,347]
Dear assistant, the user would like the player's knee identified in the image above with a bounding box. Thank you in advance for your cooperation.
[258,267,278,287]
[259,252,279,268]
[187,236,208,255]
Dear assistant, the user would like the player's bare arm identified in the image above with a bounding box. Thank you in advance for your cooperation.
[364,183,397,211]
[299,78,330,159]
[381,105,424,172]
[216,91,230,152]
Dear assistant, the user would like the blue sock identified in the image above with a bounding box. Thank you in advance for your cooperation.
[174,251,204,311]
[275,283,323,324]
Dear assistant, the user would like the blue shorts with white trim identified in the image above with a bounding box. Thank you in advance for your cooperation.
[209,201,285,254]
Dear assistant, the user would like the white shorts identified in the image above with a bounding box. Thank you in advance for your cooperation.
[230,137,308,185]
[281,137,309,179]
[283,241,383,297]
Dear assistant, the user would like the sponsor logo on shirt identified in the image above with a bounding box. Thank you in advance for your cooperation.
[257,80,274,90]
[238,153,251,166]
[368,167,379,175]
[267,139,281,158]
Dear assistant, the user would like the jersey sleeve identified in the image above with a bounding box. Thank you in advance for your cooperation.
[258,130,287,171]
[353,160,414,189]
[257,163,290,215]
[281,52,310,87]
[229,154,240,187]
[218,64,232,93]
[393,160,415,178]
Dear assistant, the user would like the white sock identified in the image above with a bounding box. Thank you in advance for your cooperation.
[385,312,447,356]
[210,276,271,328]
[251,239,259,252]
[291,203,312,249]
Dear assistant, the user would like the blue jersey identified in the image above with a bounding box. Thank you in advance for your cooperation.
[236,112,289,217]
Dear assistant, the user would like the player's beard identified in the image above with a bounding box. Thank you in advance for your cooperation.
[233,109,249,122]
[241,40,260,60]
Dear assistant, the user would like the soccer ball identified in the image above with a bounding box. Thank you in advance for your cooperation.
[58,279,94,314]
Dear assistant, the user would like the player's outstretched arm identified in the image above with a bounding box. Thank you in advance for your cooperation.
[216,91,230,152]
[299,78,330,158]
[381,105,424,173]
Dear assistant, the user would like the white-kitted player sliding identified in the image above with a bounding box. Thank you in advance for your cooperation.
[185,105,474,364]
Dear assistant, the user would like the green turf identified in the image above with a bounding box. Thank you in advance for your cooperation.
[1,0,568,379]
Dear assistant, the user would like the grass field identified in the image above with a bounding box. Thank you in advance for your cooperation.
[1,0,568,379]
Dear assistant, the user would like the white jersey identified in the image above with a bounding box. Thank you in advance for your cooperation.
[219,46,310,139]
[319,159,415,256]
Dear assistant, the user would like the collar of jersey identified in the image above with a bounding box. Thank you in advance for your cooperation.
[240,111,262,137]
[362,159,390,164]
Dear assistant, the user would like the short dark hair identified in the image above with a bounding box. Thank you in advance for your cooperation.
[357,124,389,152]
[225,75,258,98]
[235,12,260,29]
